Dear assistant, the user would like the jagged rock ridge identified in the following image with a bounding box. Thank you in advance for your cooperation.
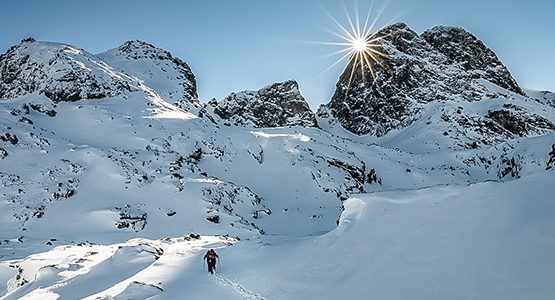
[421,26,524,95]
[212,80,317,128]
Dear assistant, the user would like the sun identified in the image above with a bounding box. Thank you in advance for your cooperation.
[352,38,367,52]
[314,1,392,87]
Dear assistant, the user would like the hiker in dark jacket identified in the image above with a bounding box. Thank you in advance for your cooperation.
[203,249,219,274]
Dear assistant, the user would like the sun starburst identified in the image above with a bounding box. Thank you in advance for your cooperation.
[315,1,392,89]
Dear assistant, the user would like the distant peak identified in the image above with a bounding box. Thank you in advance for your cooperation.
[121,39,156,48]
[385,22,410,30]
[261,80,299,91]
[423,25,473,38]
[116,40,160,54]
[375,22,413,35]
[426,25,463,32]
[20,37,36,43]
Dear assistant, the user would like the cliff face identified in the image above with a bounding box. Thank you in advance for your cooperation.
[213,80,317,128]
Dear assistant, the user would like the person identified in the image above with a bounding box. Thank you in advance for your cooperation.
[203,249,219,274]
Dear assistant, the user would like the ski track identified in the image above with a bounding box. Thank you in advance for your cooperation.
[212,274,267,300]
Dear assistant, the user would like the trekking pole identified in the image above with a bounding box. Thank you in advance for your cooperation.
[218,259,221,273]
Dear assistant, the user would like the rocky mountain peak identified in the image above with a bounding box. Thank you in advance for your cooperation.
[212,80,317,128]
[0,39,137,102]
[98,40,198,107]
[322,22,534,142]
[421,26,524,95]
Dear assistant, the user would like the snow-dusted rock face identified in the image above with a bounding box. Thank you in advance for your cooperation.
[421,26,524,95]
[0,38,137,102]
[213,80,317,128]
[322,23,531,138]
[98,40,198,108]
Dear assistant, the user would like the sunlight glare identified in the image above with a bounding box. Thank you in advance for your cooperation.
[352,38,367,51]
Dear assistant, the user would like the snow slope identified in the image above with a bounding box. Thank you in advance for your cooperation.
[217,172,555,300]
[525,88,555,108]
[2,171,553,299]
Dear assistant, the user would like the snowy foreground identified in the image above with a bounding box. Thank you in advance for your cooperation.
[1,173,554,299]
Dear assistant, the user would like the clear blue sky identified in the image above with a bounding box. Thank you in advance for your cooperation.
[1,0,553,108]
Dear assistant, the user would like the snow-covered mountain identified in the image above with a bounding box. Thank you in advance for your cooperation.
[1,29,554,300]
[0,38,138,101]
[320,23,554,153]
[97,40,198,110]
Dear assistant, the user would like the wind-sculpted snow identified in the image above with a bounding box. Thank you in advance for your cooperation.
[0,236,239,299]
[4,173,554,299]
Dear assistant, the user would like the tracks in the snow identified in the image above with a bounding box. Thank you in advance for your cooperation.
[212,274,267,300]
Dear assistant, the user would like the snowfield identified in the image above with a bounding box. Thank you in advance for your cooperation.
[2,173,553,299]
[1,35,555,299]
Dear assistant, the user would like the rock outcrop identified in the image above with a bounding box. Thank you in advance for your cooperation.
[213,80,317,128]
[421,26,524,95]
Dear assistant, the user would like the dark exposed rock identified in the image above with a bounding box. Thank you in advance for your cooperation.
[186,233,201,240]
[324,23,446,136]
[421,26,524,95]
[485,104,555,137]
[367,168,382,185]
[213,80,317,128]
[206,215,220,224]
[28,103,57,117]
[498,156,521,179]
[187,148,203,163]
[0,147,7,159]
[547,144,555,170]
[117,212,147,231]
[51,189,76,200]
[18,117,33,125]
[1,132,18,145]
